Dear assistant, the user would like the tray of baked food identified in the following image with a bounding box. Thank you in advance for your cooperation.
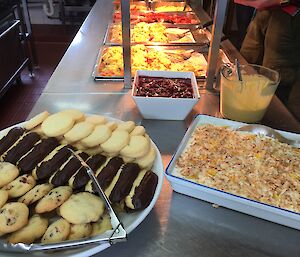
[113,11,201,25]
[151,2,192,12]
[103,22,211,46]
[93,44,230,81]
[166,114,300,230]
[0,109,164,255]
[113,1,149,12]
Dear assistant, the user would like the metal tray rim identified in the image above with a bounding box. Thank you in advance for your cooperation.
[103,23,212,47]
[112,11,201,25]
[93,45,213,81]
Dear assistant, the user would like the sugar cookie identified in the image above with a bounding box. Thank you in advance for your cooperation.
[25,111,50,130]
[120,135,150,158]
[64,121,94,143]
[35,186,72,214]
[85,115,107,125]
[60,109,85,122]
[0,190,8,208]
[18,183,53,205]
[122,156,135,163]
[0,202,29,233]
[60,192,104,224]
[42,112,75,137]
[83,145,103,155]
[3,174,36,198]
[8,214,48,244]
[130,126,146,136]
[101,130,129,154]
[91,214,112,236]
[115,121,135,132]
[106,121,117,131]
[81,125,112,148]
[134,145,156,169]
[31,125,45,136]
[41,218,70,243]
[72,141,86,150]
[0,162,19,188]
[68,223,92,240]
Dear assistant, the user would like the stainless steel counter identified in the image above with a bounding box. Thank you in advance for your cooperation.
[28,0,300,256]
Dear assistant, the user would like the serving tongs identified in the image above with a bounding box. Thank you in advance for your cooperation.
[237,125,300,148]
[183,0,190,11]
[6,150,127,252]
[179,20,214,37]
[67,149,127,243]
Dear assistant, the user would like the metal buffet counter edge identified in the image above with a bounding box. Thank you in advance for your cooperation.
[28,0,300,257]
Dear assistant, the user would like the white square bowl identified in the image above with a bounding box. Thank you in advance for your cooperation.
[132,70,200,120]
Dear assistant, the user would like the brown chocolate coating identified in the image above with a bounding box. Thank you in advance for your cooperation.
[0,127,26,156]
[71,154,107,189]
[35,145,74,180]
[110,163,140,203]
[3,132,41,164]
[131,171,158,211]
[50,152,89,186]
[18,137,60,173]
[93,157,124,191]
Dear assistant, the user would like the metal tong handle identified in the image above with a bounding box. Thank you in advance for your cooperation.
[181,20,213,37]
[68,149,127,243]
[235,59,243,81]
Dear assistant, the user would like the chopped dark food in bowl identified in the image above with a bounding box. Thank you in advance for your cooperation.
[136,76,194,98]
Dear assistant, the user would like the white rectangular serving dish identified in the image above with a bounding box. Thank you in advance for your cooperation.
[132,70,200,120]
[165,114,300,230]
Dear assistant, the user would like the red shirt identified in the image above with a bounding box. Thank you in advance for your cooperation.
[282,5,300,15]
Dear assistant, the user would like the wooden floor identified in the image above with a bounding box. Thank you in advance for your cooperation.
[0,25,78,130]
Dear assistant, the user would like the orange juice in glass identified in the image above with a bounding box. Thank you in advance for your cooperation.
[220,64,280,123]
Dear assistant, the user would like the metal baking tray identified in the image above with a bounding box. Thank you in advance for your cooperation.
[166,114,300,230]
[151,2,192,12]
[112,11,201,25]
[103,23,211,46]
[113,1,149,12]
[93,45,231,81]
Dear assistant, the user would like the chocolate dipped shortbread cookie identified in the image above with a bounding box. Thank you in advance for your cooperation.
[109,163,140,203]
[0,127,26,157]
[49,152,89,186]
[125,170,158,211]
[18,137,60,173]
[3,132,41,164]
[69,154,106,189]
[33,145,74,180]
[92,157,124,192]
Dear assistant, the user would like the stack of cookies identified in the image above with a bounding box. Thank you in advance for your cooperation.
[0,109,158,245]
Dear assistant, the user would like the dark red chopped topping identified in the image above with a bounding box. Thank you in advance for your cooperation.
[136,76,194,98]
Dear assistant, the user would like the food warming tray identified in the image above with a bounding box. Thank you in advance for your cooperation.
[113,1,148,11]
[165,114,300,230]
[93,45,231,81]
[112,11,201,25]
[103,23,211,46]
[151,2,192,12]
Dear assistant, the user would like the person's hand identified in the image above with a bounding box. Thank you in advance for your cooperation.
[234,0,281,9]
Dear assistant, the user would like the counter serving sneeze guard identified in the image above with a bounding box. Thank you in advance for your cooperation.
[121,0,131,89]
[205,0,229,90]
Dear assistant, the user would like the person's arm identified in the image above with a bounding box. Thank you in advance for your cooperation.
[234,0,300,9]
